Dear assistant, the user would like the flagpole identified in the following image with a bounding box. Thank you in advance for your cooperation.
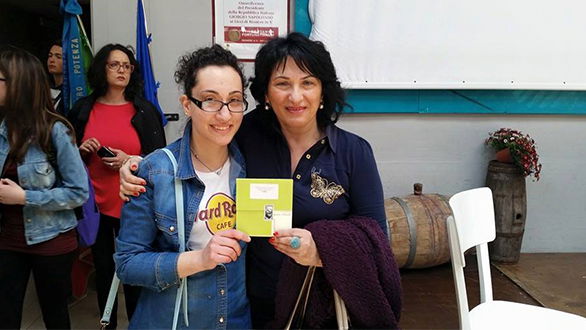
[76,15,94,54]
[141,1,153,59]
[140,0,157,88]
[141,0,149,37]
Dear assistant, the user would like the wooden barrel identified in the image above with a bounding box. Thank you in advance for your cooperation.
[485,160,527,263]
[385,183,452,269]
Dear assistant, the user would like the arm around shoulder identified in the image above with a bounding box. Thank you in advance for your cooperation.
[114,154,181,291]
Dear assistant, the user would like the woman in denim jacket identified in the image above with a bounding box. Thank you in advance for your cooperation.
[114,45,251,329]
[0,47,88,329]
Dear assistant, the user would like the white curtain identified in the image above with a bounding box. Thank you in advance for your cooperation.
[308,0,586,90]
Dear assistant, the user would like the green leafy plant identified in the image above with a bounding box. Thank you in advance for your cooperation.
[486,128,542,181]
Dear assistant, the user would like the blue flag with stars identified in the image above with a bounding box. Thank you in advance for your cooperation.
[137,0,167,126]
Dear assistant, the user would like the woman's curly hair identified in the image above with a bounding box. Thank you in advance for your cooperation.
[174,44,246,96]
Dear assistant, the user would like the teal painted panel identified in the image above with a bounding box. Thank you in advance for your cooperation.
[345,90,420,113]
[434,90,586,114]
[294,0,586,114]
[295,0,312,35]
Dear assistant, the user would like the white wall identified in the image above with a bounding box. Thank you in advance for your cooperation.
[91,1,585,252]
[338,114,586,252]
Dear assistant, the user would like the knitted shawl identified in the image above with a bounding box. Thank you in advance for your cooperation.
[270,216,402,329]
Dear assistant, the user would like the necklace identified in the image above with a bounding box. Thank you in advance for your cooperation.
[190,147,226,176]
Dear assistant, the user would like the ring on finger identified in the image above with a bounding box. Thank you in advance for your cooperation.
[290,236,301,249]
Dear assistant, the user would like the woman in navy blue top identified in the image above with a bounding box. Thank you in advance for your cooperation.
[120,33,390,328]
[239,32,388,328]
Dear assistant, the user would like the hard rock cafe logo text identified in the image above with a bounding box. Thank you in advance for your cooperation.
[197,193,236,234]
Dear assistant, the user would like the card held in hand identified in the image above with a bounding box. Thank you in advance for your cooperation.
[236,178,293,237]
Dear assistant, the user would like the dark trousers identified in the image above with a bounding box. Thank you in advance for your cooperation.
[92,214,140,329]
[250,295,275,329]
[0,249,75,329]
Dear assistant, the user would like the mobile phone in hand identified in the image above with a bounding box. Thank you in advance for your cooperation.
[97,146,116,158]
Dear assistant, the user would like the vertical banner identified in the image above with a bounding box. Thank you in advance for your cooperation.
[213,0,289,60]
[60,0,92,115]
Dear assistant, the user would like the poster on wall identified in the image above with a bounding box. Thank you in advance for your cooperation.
[213,0,289,60]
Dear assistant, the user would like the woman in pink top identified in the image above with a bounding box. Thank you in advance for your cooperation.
[67,44,166,329]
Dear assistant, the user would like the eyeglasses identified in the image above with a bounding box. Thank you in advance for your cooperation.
[106,61,135,72]
[188,95,248,113]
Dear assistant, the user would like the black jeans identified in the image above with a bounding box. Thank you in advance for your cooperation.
[0,249,75,329]
[92,213,140,329]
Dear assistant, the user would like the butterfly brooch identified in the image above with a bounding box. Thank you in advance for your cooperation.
[310,172,345,205]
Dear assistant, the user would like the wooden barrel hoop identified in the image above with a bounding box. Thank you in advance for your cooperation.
[391,197,418,268]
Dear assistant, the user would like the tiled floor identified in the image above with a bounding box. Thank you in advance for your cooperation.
[22,273,128,330]
[19,253,583,329]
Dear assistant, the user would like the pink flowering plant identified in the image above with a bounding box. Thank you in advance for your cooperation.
[486,128,542,181]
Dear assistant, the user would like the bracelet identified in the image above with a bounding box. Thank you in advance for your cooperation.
[122,155,142,166]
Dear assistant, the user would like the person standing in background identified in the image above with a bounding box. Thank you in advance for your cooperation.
[67,43,166,329]
[0,46,88,330]
[47,40,64,115]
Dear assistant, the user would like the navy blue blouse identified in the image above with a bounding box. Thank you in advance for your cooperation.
[236,109,386,301]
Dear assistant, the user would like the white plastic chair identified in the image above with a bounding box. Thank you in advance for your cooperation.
[447,187,586,330]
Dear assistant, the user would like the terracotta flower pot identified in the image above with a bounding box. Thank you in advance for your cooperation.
[495,148,513,163]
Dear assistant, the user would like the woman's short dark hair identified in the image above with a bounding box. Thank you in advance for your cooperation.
[174,44,245,96]
[250,32,348,128]
[49,39,62,50]
[87,44,142,100]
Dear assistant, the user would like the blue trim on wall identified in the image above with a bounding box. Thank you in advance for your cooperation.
[294,0,586,114]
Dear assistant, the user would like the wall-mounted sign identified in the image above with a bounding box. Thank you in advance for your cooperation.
[213,0,289,60]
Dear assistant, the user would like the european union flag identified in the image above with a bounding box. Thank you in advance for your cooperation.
[137,0,167,126]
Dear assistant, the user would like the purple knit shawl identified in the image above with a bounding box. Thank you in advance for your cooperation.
[269,216,402,329]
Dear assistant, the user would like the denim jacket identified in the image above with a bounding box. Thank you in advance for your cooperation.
[115,124,251,329]
[0,120,89,245]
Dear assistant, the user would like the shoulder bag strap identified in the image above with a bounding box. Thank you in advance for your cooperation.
[285,266,316,330]
[283,265,350,330]
[161,148,189,330]
[334,289,350,330]
[99,273,121,329]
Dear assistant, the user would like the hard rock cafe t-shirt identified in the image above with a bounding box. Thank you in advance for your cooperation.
[188,158,236,250]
